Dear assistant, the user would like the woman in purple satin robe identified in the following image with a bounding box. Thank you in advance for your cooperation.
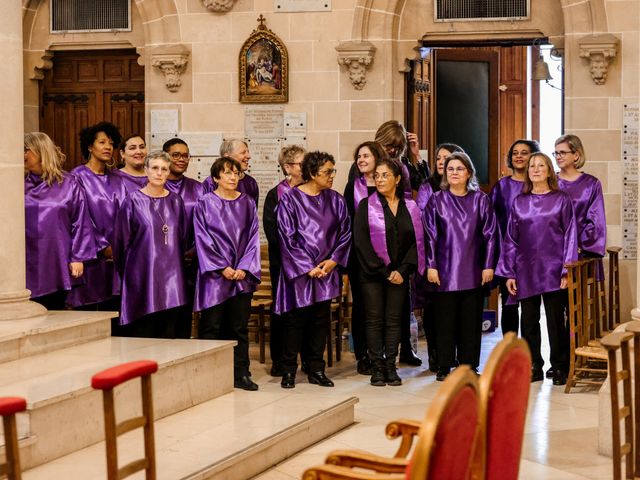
[416,143,464,210]
[424,152,498,381]
[202,139,259,204]
[194,156,260,391]
[163,137,204,339]
[68,122,123,310]
[343,141,386,376]
[490,139,539,336]
[263,145,306,377]
[554,134,606,259]
[497,153,578,386]
[113,151,188,338]
[275,151,351,389]
[354,157,425,386]
[24,132,97,310]
[112,134,148,194]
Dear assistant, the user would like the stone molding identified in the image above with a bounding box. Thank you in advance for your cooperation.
[151,46,190,93]
[578,34,619,86]
[335,41,376,90]
[27,50,53,80]
[202,0,236,12]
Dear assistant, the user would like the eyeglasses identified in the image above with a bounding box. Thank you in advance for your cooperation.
[446,167,467,173]
[170,152,191,161]
[221,170,240,178]
[373,172,394,180]
[553,150,574,158]
[319,168,337,177]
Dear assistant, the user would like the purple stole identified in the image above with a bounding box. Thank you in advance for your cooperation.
[353,175,369,209]
[367,194,426,276]
[276,179,291,200]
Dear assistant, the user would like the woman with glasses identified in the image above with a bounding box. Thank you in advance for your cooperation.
[163,138,204,338]
[24,132,97,310]
[194,156,261,391]
[203,139,259,204]
[490,139,540,336]
[416,143,465,210]
[112,134,148,193]
[68,122,123,310]
[497,152,578,386]
[424,152,498,381]
[113,151,188,338]
[275,151,351,389]
[343,141,387,376]
[263,144,306,376]
[353,157,425,386]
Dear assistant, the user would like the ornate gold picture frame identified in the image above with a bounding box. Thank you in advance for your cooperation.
[239,15,289,104]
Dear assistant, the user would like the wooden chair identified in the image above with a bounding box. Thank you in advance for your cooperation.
[623,320,640,477]
[608,247,623,332]
[302,366,480,480]
[91,360,158,480]
[327,277,350,367]
[0,397,26,480]
[565,260,608,393]
[601,331,634,480]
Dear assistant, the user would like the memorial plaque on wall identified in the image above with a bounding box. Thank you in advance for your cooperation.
[180,133,223,157]
[622,103,639,259]
[245,105,284,138]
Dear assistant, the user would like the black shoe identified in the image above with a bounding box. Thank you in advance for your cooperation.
[370,368,386,387]
[552,370,567,386]
[399,350,423,366]
[546,367,555,379]
[270,362,284,377]
[234,376,259,391]
[385,366,402,386]
[357,357,373,375]
[428,361,439,373]
[281,372,296,389]
[308,371,334,387]
[436,367,450,382]
[531,368,544,383]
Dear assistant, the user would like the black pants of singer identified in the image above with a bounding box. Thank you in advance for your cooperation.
[199,293,252,379]
[362,281,407,366]
[120,306,180,339]
[520,290,569,373]
[281,301,330,374]
[433,288,484,368]
[32,290,68,310]
[499,280,520,335]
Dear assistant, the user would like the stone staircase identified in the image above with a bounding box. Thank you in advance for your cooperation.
[0,311,357,479]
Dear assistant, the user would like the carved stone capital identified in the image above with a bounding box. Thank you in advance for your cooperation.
[335,41,376,90]
[151,46,190,92]
[578,34,619,85]
[202,0,236,12]
[26,50,53,80]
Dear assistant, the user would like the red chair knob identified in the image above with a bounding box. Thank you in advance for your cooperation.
[91,360,159,390]
[0,397,27,416]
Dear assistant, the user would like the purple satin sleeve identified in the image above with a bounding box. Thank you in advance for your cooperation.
[202,176,215,194]
[405,200,426,276]
[276,193,317,280]
[400,162,412,199]
[416,183,434,211]
[68,178,99,263]
[367,193,391,266]
[276,179,291,200]
[353,175,368,209]
[490,176,524,240]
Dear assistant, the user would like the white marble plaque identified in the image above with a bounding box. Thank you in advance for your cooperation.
[150,132,178,152]
[622,103,640,259]
[180,133,223,157]
[190,156,218,182]
[245,106,285,138]
[281,135,308,149]
[274,0,331,12]
[247,138,282,171]
[151,109,179,134]
[284,112,307,137]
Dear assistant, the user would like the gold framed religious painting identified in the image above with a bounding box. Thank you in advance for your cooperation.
[239,15,289,103]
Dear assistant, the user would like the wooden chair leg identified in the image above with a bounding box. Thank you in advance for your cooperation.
[3,413,22,480]
[141,375,156,480]
[326,316,334,368]
[103,388,118,480]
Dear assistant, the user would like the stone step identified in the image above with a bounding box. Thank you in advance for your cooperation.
[0,336,235,469]
[22,390,358,479]
[0,311,113,364]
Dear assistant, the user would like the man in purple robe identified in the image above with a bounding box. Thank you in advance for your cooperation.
[202,139,259,204]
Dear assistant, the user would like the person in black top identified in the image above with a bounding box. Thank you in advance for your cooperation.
[353,157,425,386]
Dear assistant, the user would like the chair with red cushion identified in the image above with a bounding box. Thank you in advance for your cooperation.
[0,396,27,480]
[91,360,158,480]
[469,332,532,480]
[302,366,480,480]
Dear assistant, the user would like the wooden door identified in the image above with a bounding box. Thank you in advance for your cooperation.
[40,49,145,170]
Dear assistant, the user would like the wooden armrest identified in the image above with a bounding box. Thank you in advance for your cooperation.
[325,450,408,473]
[385,419,421,457]
[303,464,404,480]
[600,331,633,350]
[607,246,622,254]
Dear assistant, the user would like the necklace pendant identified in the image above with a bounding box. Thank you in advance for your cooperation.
[162,224,169,245]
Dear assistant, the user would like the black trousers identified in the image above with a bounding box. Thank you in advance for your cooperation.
[349,274,368,361]
[520,290,569,372]
[121,306,180,339]
[362,281,406,366]
[32,290,68,310]
[432,288,484,368]
[199,293,252,379]
[281,301,330,374]
[499,280,520,335]
[269,265,284,366]
[423,295,438,366]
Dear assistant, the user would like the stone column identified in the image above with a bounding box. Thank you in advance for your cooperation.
[0,3,45,320]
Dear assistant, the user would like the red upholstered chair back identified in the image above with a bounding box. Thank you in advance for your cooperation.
[406,366,480,480]
[0,396,27,480]
[470,332,532,480]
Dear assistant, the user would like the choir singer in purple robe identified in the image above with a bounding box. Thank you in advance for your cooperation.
[263,145,305,377]
[496,152,578,386]
[24,132,97,310]
[353,157,425,386]
[68,122,123,310]
[194,156,261,392]
[275,151,351,389]
[113,151,188,338]
[489,139,539,336]
[202,139,259,204]
[424,152,498,382]
[343,141,385,376]
[112,134,148,194]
